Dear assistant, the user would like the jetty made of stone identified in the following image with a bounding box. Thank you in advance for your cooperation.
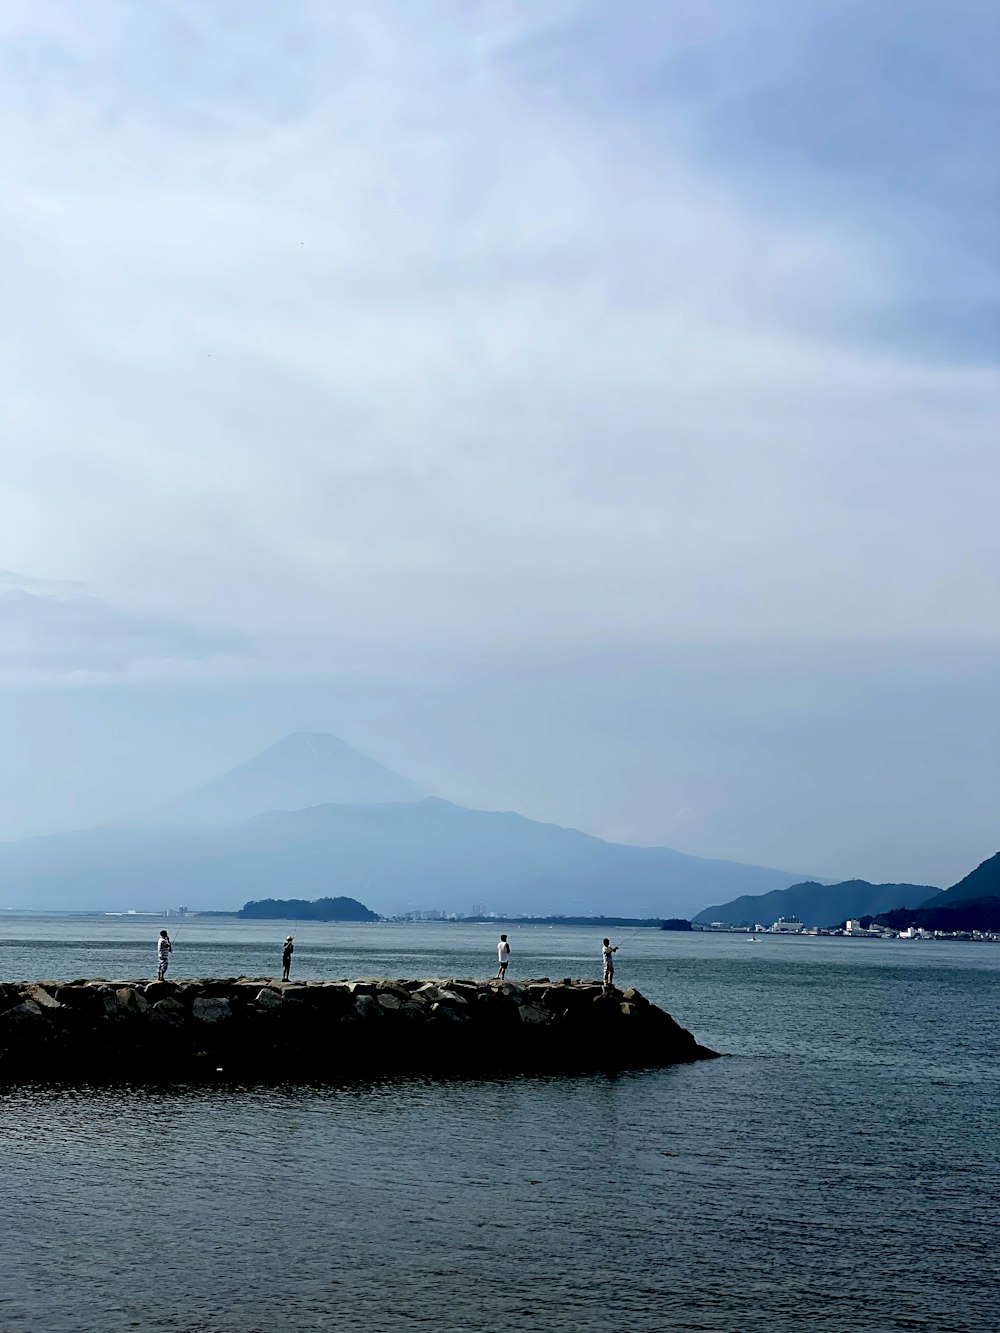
[0,977,718,1081]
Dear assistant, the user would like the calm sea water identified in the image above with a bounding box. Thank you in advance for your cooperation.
[1,919,998,1333]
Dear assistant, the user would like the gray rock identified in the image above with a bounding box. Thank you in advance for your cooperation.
[353,994,382,1020]
[150,997,186,1025]
[191,997,232,1024]
[376,992,402,1010]
[443,982,479,999]
[254,987,284,1010]
[518,1005,552,1025]
[0,999,45,1026]
[143,981,175,1003]
[23,985,62,1011]
[116,987,149,1016]
[53,985,97,1010]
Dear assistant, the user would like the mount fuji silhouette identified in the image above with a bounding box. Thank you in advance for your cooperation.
[0,732,815,916]
[163,731,423,825]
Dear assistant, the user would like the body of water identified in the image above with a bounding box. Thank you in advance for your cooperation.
[1,920,997,1332]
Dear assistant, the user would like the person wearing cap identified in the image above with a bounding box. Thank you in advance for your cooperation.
[281,935,294,982]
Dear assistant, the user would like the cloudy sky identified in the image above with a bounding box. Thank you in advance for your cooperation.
[1,0,997,886]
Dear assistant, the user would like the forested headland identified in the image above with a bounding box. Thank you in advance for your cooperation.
[237,896,378,921]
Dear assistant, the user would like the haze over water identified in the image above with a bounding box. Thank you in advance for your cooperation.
[2,922,997,1333]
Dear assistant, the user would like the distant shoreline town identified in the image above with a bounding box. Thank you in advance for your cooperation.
[2,903,997,944]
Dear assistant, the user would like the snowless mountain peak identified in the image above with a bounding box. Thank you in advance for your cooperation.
[163,731,424,826]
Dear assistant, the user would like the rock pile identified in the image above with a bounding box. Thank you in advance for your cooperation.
[0,977,718,1081]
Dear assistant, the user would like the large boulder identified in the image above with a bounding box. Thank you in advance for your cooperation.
[116,988,149,1017]
[23,985,62,1012]
[352,994,382,1021]
[150,997,186,1026]
[518,1004,552,1025]
[0,998,45,1028]
[191,997,232,1024]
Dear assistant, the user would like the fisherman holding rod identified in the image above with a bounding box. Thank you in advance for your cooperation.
[601,926,645,988]
[602,936,618,988]
[157,929,173,981]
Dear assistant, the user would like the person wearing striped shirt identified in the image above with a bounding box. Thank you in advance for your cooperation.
[157,930,172,981]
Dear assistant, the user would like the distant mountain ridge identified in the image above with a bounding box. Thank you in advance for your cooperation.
[875,895,1000,934]
[919,853,1000,909]
[693,878,939,928]
[870,854,1000,934]
[0,730,823,917]
[0,792,814,919]
[162,731,423,825]
[693,854,1000,928]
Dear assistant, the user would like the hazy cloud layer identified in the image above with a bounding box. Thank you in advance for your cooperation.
[0,573,240,677]
[0,3,996,883]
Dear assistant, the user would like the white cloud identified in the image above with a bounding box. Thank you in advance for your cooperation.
[0,0,996,682]
[0,572,240,679]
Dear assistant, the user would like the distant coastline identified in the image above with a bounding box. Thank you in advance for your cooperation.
[2,907,996,941]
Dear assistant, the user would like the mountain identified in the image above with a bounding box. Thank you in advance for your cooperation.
[693,878,938,929]
[918,852,1000,909]
[875,896,1000,934]
[0,796,812,918]
[868,855,1000,934]
[162,732,423,825]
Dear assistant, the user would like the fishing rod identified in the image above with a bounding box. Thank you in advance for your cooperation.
[616,925,653,947]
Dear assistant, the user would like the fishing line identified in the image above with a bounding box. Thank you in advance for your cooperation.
[616,925,650,947]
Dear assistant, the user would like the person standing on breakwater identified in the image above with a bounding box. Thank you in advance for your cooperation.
[602,937,618,988]
[157,930,172,982]
[496,934,510,980]
[281,935,294,982]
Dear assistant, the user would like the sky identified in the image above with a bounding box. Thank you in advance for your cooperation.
[1,0,997,887]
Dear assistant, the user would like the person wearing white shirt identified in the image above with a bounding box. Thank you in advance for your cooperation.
[602,937,618,988]
[496,934,510,980]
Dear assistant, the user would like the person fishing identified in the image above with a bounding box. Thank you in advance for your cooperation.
[602,937,618,988]
[157,929,173,982]
[281,935,294,982]
[496,933,510,980]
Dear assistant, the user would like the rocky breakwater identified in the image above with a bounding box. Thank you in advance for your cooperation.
[0,977,718,1081]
